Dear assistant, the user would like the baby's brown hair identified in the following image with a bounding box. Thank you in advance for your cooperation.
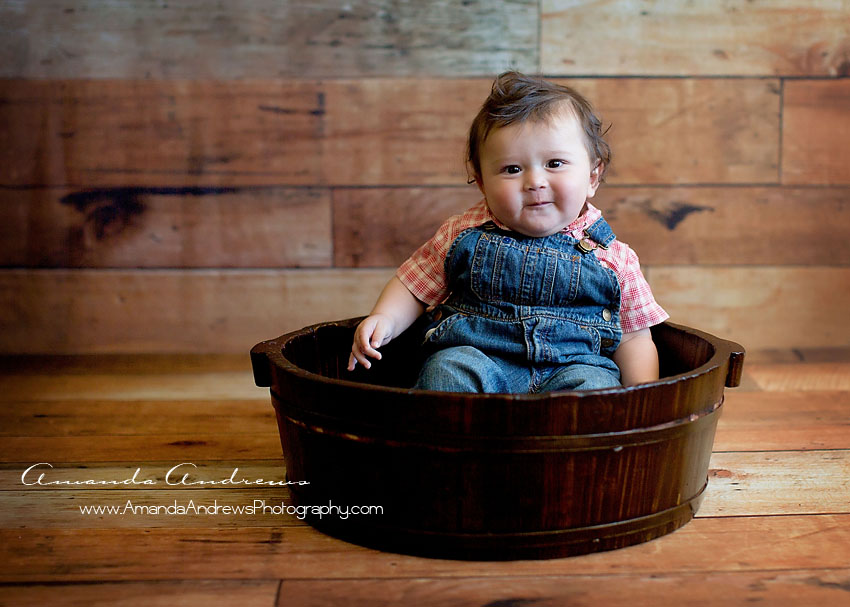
[467,71,611,183]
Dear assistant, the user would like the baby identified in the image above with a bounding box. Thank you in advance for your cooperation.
[348,71,668,393]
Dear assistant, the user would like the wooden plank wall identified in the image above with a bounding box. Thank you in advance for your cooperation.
[1,0,849,354]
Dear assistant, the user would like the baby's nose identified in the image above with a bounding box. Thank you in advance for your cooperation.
[524,170,547,190]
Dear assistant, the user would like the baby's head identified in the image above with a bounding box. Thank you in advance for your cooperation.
[467,71,611,185]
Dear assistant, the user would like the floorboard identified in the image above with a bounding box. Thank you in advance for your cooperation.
[1,354,847,605]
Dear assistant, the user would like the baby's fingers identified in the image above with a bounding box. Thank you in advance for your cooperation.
[356,329,383,361]
[348,343,373,370]
[368,323,391,352]
[349,324,380,371]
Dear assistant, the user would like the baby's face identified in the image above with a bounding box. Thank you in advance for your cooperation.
[476,111,602,237]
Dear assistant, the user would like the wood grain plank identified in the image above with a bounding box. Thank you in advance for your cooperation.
[321,79,490,186]
[596,185,850,265]
[3,515,850,581]
[746,346,850,364]
[746,363,850,392]
[0,434,282,463]
[730,369,771,393]
[648,266,850,351]
[569,78,780,184]
[0,353,251,375]
[714,391,850,451]
[0,79,325,187]
[0,268,393,354]
[702,451,850,517]
[5,572,850,607]
[782,80,850,185]
[1,78,780,188]
[0,372,267,402]
[273,570,850,607]
[323,78,780,186]
[0,400,274,436]
[0,580,280,607]
[333,186,850,267]
[542,0,850,76]
[0,186,332,268]
[2,265,844,354]
[333,187,477,267]
[0,0,538,79]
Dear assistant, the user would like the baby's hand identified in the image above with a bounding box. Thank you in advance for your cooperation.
[348,313,396,371]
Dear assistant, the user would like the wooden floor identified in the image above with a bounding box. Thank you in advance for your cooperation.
[1,351,849,606]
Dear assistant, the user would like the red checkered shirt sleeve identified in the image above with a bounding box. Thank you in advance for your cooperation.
[596,242,669,334]
[397,200,491,306]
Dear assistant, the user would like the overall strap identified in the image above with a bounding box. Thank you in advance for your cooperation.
[577,216,617,253]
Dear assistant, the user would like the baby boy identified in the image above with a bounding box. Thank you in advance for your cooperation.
[348,71,668,393]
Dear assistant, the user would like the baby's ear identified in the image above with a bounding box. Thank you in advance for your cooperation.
[466,163,484,191]
[587,162,604,198]
[590,160,605,186]
[592,161,604,181]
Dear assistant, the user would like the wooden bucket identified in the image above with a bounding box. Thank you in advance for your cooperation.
[251,318,744,560]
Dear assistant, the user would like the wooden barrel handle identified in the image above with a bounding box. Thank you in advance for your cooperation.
[250,339,278,387]
[725,348,746,388]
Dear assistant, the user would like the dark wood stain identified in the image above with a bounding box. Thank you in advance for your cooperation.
[644,202,713,231]
[258,93,325,116]
[804,577,850,592]
[59,186,240,240]
[61,189,146,241]
[251,318,745,560]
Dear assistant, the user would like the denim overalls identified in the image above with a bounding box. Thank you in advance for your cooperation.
[414,217,623,393]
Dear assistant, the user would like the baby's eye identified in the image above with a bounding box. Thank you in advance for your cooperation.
[546,159,566,169]
[501,165,522,175]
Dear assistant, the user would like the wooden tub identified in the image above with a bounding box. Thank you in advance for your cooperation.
[251,318,744,560]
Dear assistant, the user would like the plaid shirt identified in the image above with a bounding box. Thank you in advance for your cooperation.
[397,199,668,334]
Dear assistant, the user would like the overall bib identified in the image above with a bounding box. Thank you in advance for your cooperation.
[414,217,623,393]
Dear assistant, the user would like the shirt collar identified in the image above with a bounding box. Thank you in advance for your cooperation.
[565,202,602,238]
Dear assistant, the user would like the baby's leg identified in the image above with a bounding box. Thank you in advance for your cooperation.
[538,363,621,393]
[414,346,524,393]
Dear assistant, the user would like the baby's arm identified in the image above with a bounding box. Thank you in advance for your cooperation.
[348,276,426,371]
[612,328,659,386]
